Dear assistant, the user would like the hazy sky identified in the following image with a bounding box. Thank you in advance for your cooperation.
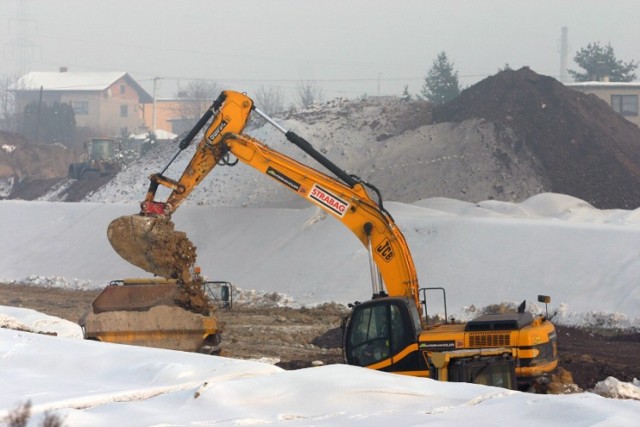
[2,0,639,102]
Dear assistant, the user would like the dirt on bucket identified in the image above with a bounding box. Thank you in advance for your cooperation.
[107,215,197,283]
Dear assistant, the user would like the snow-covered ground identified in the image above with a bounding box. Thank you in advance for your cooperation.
[1,308,639,426]
[3,191,640,424]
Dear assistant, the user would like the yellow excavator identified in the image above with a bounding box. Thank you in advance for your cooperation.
[108,91,557,389]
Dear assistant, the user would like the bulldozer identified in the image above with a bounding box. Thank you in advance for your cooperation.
[68,137,120,179]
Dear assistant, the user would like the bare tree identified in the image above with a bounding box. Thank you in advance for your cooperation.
[296,81,322,109]
[2,400,66,427]
[0,73,21,132]
[253,85,285,116]
[176,80,220,121]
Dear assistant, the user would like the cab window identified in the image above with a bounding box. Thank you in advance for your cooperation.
[347,304,390,366]
[347,301,416,367]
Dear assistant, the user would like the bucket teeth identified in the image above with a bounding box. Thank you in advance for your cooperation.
[107,215,197,282]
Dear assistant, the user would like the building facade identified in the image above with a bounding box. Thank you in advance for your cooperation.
[566,81,640,128]
[15,70,153,137]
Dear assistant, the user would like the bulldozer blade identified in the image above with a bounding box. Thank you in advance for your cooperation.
[107,215,197,282]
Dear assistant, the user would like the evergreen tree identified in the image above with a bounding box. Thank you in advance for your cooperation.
[568,42,638,82]
[421,51,460,104]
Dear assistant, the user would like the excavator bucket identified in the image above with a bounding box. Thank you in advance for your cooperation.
[107,215,197,283]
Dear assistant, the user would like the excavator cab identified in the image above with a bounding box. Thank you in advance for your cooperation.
[343,297,424,374]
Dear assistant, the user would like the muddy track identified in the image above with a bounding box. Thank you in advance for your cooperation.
[1,283,638,390]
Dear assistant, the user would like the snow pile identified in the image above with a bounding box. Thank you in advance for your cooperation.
[593,377,640,400]
[231,287,299,308]
[80,97,539,208]
[553,303,640,331]
[8,275,96,291]
[0,176,13,198]
[0,306,81,338]
[0,310,639,426]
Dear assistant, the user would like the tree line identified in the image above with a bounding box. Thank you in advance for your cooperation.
[418,41,637,105]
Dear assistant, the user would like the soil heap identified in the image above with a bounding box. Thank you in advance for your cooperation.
[0,131,74,199]
[5,67,640,210]
[433,67,640,209]
[107,215,197,283]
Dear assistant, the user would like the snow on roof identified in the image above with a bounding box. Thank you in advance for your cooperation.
[17,71,128,91]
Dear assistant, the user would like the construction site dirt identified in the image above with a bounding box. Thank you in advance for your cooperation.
[1,283,638,393]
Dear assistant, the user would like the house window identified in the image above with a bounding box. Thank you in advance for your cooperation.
[611,95,638,116]
[120,84,126,95]
[72,101,89,115]
[120,105,128,117]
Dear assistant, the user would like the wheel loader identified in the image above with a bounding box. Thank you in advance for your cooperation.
[68,138,120,180]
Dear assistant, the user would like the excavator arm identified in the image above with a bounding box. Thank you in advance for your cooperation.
[142,91,254,216]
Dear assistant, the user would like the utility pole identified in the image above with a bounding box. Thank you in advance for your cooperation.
[5,0,40,75]
[35,86,43,144]
[559,27,569,83]
[152,77,159,132]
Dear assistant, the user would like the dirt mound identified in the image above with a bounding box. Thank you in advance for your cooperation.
[0,131,73,181]
[433,67,640,209]
[285,96,433,139]
[7,68,640,210]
